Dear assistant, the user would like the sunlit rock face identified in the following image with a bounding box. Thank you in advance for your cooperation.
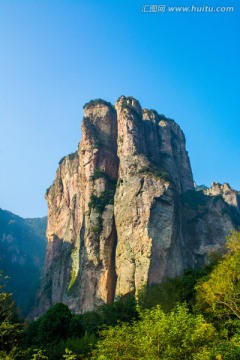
[33,96,240,317]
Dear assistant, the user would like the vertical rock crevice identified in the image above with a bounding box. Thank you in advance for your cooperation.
[106,215,118,303]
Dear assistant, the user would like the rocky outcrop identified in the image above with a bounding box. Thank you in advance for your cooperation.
[206,182,240,211]
[36,100,118,315]
[114,96,194,296]
[33,96,240,317]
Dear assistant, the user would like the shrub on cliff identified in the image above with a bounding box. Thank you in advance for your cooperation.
[83,99,113,109]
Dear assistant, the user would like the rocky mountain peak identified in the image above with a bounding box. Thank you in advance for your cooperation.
[206,182,239,210]
[115,95,142,115]
[33,97,240,317]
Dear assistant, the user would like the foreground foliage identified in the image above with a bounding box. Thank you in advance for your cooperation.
[1,231,240,359]
[196,231,240,324]
[0,274,25,359]
[92,304,217,359]
[24,295,137,359]
[91,232,240,360]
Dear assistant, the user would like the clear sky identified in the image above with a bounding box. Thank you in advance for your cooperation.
[0,0,239,218]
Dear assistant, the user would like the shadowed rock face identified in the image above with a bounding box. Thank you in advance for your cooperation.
[33,96,240,317]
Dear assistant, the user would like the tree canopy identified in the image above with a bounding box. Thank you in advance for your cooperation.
[196,231,240,324]
[2,231,240,359]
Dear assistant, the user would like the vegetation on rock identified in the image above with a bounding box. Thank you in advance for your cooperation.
[138,165,170,181]
[90,170,116,186]
[58,151,78,166]
[83,99,113,109]
[88,190,115,236]
[180,189,208,208]
[88,191,115,213]
[196,231,240,325]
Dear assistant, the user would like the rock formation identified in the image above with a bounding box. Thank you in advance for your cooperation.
[206,182,240,211]
[34,96,240,317]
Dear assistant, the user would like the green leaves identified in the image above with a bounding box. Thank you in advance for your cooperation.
[195,231,240,323]
[0,273,22,357]
[92,304,217,359]
[63,348,78,360]
[88,191,115,214]
[25,295,137,359]
[4,231,240,359]
[29,303,72,346]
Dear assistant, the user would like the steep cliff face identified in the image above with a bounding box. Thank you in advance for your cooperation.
[34,96,240,316]
[114,96,194,296]
[36,101,118,315]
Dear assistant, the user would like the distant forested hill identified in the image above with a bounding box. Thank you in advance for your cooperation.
[0,208,47,316]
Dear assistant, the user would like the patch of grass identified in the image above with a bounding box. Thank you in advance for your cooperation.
[118,136,123,144]
[89,190,115,214]
[83,99,113,109]
[67,238,81,295]
[69,151,78,160]
[91,169,117,186]
[138,166,169,181]
[58,151,78,165]
[58,156,66,165]
[92,216,103,235]
[120,98,142,119]
[88,190,115,236]
[57,178,63,192]
[45,186,51,196]
[68,268,77,293]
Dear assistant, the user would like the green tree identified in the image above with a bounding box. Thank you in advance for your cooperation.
[91,304,217,359]
[31,303,72,346]
[63,333,97,358]
[195,231,240,325]
[31,348,48,359]
[96,294,137,326]
[0,273,22,358]
[63,348,77,360]
[138,254,222,314]
[138,268,205,312]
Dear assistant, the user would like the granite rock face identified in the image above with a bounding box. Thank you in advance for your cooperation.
[34,96,240,316]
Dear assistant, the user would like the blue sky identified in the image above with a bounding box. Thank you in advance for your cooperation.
[0,0,239,218]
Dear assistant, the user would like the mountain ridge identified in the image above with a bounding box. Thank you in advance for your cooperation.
[0,208,47,316]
